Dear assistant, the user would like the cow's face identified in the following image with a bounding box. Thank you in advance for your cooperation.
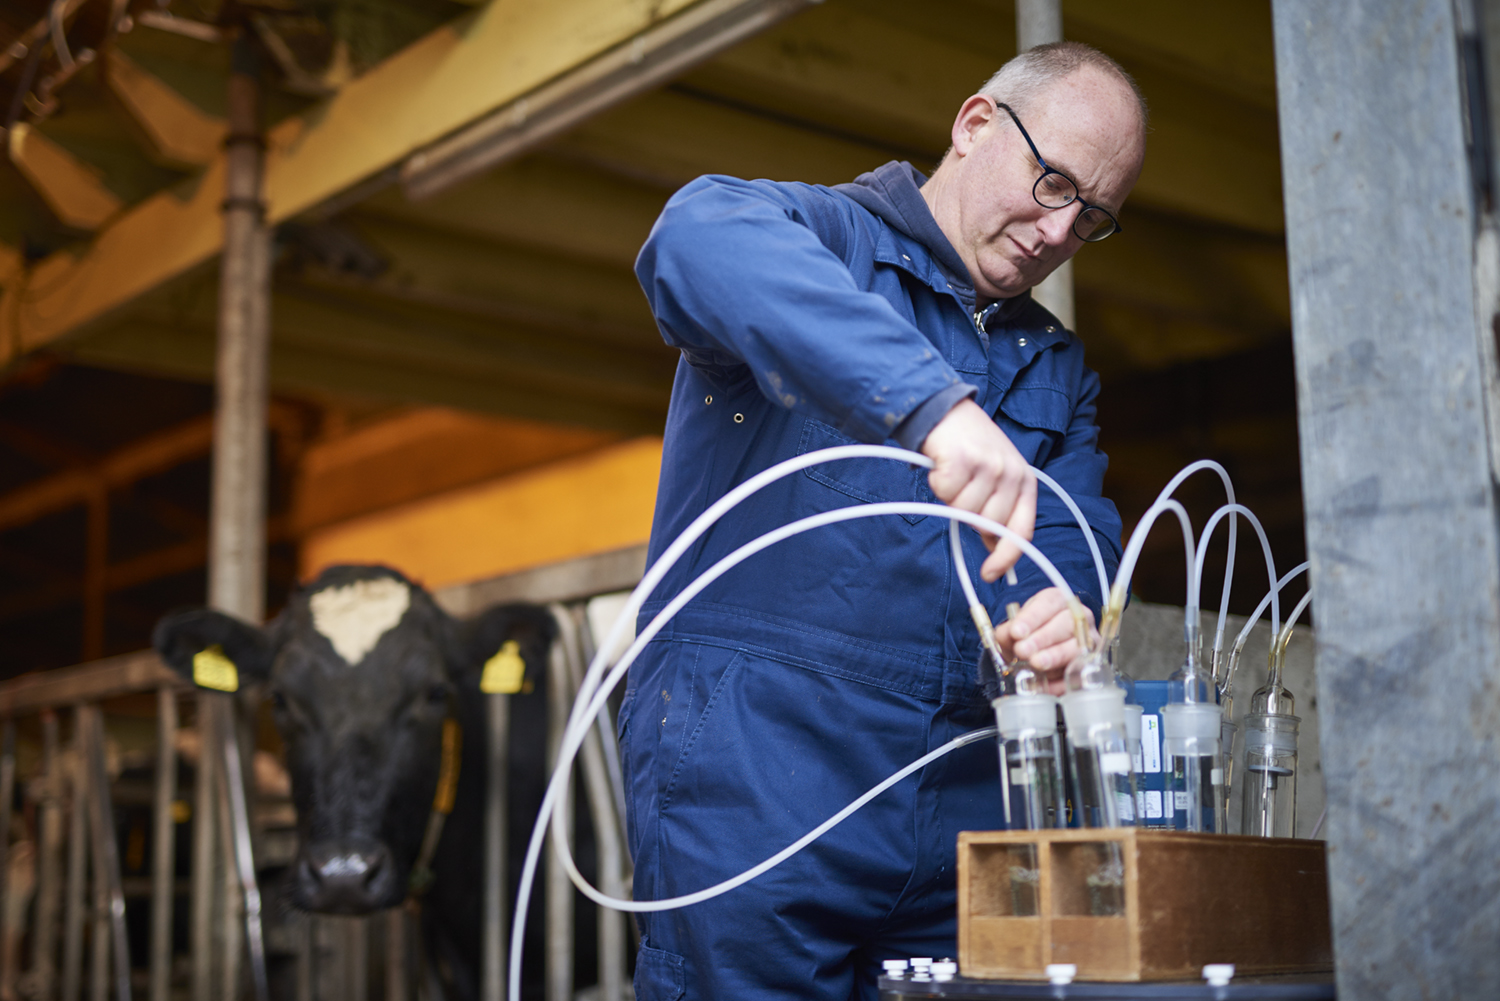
[154,565,552,915]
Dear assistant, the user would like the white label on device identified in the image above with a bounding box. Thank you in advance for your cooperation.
[1116,793,1136,822]
[1142,715,1162,773]
[1145,791,1163,819]
[1174,791,1191,811]
[1010,767,1031,786]
[1101,752,1132,775]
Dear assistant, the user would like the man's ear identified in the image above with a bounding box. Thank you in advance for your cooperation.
[152,609,274,692]
[454,603,558,694]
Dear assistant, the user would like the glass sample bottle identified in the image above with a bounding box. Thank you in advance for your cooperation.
[1241,712,1299,837]
[1160,702,1220,832]
[1060,679,1138,828]
[995,691,1066,832]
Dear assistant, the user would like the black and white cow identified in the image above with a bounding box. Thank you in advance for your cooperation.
[153,564,560,999]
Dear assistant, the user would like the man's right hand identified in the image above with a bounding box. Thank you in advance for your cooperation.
[920,398,1037,581]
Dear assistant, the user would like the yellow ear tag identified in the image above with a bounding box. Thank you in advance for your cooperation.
[192,645,239,693]
[480,640,525,695]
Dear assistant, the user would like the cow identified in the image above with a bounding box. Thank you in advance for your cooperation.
[153,564,560,999]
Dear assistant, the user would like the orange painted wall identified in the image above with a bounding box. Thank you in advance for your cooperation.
[300,437,663,590]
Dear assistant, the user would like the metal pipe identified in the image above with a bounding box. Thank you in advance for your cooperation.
[342,918,367,1001]
[219,707,269,1001]
[150,689,178,1001]
[214,730,241,1001]
[60,708,87,1001]
[544,630,574,1001]
[83,707,131,1001]
[559,608,626,1001]
[1014,0,1075,333]
[34,710,62,1000]
[0,719,14,995]
[482,692,509,1001]
[190,696,218,1001]
[384,907,406,1001]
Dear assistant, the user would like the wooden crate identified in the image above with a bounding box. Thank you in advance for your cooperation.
[957,828,1332,982]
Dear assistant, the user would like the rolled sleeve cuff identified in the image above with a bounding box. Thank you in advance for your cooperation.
[891,383,978,451]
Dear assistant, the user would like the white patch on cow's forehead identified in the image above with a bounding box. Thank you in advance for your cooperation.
[308,577,412,666]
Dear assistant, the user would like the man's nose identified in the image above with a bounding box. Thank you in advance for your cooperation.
[1035,202,1083,246]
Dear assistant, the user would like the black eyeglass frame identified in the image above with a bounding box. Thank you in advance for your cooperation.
[993,100,1122,242]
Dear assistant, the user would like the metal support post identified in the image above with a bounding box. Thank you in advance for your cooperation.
[1272,1,1500,995]
[557,606,628,1001]
[482,692,510,1001]
[150,689,178,1001]
[544,633,574,1001]
[1015,0,1074,331]
[0,719,14,994]
[82,706,130,1001]
[61,709,87,1001]
[202,25,273,1001]
[33,710,62,1000]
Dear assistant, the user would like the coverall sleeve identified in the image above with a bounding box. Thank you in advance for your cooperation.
[635,175,972,444]
[1007,367,1123,620]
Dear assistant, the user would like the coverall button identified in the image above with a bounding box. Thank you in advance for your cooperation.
[902,254,911,261]
[705,395,713,405]
[733,413,745,423]
[1018,337,1027,346]
[1045,325,1057,332]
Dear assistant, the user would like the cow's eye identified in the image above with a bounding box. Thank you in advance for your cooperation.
[427,684,449,706]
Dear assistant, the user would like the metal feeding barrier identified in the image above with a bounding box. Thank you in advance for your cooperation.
[0,545,645,1001]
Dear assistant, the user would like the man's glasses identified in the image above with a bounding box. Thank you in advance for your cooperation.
[994,101,1122,243]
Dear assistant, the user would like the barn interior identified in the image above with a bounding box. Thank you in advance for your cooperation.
[0,0,1493,999]
[0,0,1300,676]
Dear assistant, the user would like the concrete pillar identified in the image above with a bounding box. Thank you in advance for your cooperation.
[1272,1,1500,995]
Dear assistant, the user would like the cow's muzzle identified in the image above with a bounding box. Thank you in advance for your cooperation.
[295,837,400,914]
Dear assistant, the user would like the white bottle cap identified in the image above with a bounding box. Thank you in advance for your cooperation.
[910,957,932,969]
[994,693,1059,738]
[1203,963,1235,986]
[1161,702,1223,756]
[1046,963,1077,985]
[882,959,908,976]
[1061,686,1126,734]
[931,960,958,981]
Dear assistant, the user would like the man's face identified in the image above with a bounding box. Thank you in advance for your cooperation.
[940,67,1145,302]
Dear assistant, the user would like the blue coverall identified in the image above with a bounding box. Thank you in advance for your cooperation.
[622,161,1123,1000]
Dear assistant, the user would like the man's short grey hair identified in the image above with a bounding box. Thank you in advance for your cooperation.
[979,40,1148,129]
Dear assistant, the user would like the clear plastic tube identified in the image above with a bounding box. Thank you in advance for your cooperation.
[1222,562,1309,700]
[1097,498,1195,654]
[516,500,1083,1001]
[1141,461,1238,672]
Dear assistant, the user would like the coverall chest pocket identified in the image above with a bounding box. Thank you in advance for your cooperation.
[797,418,932,524]
[994,385,1072,468]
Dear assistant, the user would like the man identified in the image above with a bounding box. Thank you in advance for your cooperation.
[623,41,1148,1000]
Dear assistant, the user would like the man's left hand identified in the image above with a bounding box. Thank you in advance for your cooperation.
[992,587,1098,695]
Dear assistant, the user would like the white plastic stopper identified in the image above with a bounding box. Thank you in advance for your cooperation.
[1060,686,1126,734]
[881,959,908,977]
[931,960,958,982]
[1046,963,1077,985]
[910,958,932,970]
[1203,963,1235,987]
[994,693,1059,738]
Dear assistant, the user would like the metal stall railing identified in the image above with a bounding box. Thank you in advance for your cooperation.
[0,544,644,1001]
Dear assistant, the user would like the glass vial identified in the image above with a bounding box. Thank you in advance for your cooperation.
[1161,702,1220,832]
[1241,712,1299,838]
[994,693,1065,832]
[1060,687,1137,828]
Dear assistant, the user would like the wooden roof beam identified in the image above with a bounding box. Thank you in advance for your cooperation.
[0,0,809,367]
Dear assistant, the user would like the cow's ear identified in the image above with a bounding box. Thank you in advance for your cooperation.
[455,603,558,694]
[152,609,274,693]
